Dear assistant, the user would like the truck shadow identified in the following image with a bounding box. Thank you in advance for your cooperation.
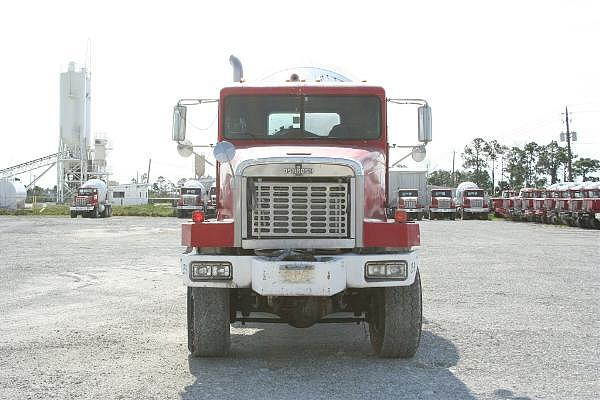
[180,323,483,399]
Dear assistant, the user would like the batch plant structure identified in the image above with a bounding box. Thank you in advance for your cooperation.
[0,62,108,199]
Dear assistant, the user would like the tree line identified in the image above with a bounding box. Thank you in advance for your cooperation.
[428,138,600,193]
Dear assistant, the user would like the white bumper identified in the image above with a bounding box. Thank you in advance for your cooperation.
[177,205,203,210]
[464,207,488,213]
[398,208,424,213]
[180,251,419,296]
[70,206,94,211]
[429,208,455,213]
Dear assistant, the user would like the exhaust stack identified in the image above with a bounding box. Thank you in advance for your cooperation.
[229,55,243,82]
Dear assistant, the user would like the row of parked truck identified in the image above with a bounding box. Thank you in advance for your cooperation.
[491,181,600,229]
[393,181,489,221]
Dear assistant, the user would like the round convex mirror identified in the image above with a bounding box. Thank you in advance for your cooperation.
[213,141,236,163]
[411,145,426,162]
[177,140,194,157]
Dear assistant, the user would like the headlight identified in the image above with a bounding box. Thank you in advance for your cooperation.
[190,262,232,280]
[365,261,408,280]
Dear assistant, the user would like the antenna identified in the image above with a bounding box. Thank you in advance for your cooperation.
[85,38,92,77]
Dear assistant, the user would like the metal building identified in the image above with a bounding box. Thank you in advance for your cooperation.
[110,183,149,206]
[388,170,428,207]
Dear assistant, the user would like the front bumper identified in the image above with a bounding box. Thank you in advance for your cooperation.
[180,251,419,296]
[429,208,455,213]
[463,207,488,213]
[70,206,94,211]
[178,205,204,210]
[398,208,424,213]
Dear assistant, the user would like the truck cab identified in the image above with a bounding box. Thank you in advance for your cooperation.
[581,182,600,229]
[427,188,455,220]
[455,182,488,220]
[172,60,432,358]
[70,178,112,218]
[176,180,205,219]
[491,190,515,218]
[396,189,423,221]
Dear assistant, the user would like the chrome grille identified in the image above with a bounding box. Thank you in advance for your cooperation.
[75,197,88,206]
[470,199,483,208]
[249,180,349,238]
[403,199,417,209]
[437,199,451,209]
[182,195,197,206]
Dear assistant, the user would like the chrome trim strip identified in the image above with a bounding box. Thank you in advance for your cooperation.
[354,175,364,247]
[236,157,364,177]
[242,238,355,249]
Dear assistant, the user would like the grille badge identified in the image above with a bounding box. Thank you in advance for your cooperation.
[283,163,313,176]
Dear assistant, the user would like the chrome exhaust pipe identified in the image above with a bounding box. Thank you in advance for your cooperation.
[229,55,243,82]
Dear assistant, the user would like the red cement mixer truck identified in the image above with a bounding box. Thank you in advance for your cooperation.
[171,56,432,358]
[70,178,112,218]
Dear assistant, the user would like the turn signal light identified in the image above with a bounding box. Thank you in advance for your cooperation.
[394,209,407,223]
[192,210,205,223]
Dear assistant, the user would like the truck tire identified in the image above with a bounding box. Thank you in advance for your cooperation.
[368,270,422,358]
[70,211,77,218]
[91,206,99,218]
[101,206,108,218]
[176,209,183,219]
[107,205,112,217]
[188,287,230,357]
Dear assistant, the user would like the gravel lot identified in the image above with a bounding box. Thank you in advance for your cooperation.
[0,216,598,400]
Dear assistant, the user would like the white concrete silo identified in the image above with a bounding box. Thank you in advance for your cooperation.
[57,62,92,203]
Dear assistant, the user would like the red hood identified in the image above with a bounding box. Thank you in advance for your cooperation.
[218,145,387,220]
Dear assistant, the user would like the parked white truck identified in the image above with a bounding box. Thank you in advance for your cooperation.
[70,178,112,218]
[176,180,206,219]
[455,182,488,220]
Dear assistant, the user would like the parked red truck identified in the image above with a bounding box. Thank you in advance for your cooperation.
[171,57,432,358]
[427,188,455,220]
[396,189,424,221]
[491,190,516,218]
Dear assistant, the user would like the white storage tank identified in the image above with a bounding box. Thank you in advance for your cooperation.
[0,181,26,210]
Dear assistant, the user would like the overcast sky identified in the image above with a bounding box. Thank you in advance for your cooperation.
[1,0,599,188]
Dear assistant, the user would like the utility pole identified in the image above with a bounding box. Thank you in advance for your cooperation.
[146,158,152,184]
[451,150,456,186]
[564,106,573,181]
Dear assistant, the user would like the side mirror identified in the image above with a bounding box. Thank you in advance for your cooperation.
[172,105,187,142]
[418,105,432,143]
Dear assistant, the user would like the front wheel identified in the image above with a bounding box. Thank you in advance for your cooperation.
[70,211,77,218]
[187,287,230,357]
[368,270,422,358]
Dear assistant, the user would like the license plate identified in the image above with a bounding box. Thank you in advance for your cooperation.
[279,264,314,283]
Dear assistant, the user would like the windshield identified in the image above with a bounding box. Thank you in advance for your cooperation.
[78,188,96,196]
[432,190,451,197]
[399,190,418,197]
[181,188,202,195]
[589,191,599,198]
[223,95,380,140]
[464,190,484,197]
